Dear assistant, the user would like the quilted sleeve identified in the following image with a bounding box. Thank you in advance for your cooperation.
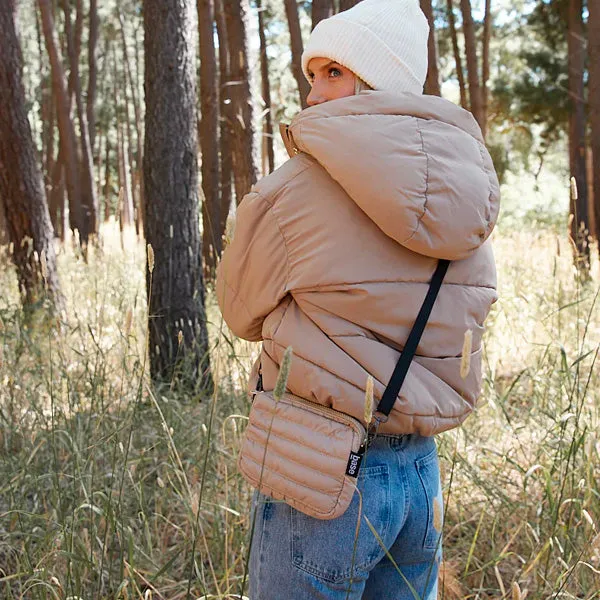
[216,191,289,342]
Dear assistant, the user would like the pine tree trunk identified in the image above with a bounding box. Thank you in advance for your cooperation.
[223,0,259,203]
[41,74,54,200]
[87,0,98,152]
[420,0,441,96]
[339,0,361,10]
[215,0,233,237]
[118,5,145,235]
[62,0,97,241]
[284,0,310,109]
[0,0,62,309]
[38,0,85,243]
[198,0,221,278]
[447,0,468,109]
[144,0,213,391]
[49,148,66,240]
[460,0,484,130]
[589,0,600,247]
[312,0,333,30]
[103,134,112,222]
[568,0,590,271]
[481,0,492,139]
[257,0,275,175]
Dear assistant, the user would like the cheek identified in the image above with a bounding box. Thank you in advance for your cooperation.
[332,78,356,100]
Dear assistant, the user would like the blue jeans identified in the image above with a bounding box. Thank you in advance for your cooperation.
[248,433,443,599]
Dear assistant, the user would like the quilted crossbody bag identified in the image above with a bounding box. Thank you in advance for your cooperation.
[238,260,450,520]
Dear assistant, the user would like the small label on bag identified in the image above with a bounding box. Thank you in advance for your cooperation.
[345,451,363,478]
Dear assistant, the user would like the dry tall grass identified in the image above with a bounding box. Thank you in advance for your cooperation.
[0,220,598,599]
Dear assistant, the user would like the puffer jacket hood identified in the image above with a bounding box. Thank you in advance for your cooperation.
[285,91,500,260]
[217,91,499,436]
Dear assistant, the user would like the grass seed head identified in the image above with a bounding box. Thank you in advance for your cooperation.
[274,346,293,402]
[570,176,578,200]
[147,244,155,273]
[40,250,48,281]
[178,330,183,346]
[364,375,374,425]
[460,329,473,379]
[512,581,523,600]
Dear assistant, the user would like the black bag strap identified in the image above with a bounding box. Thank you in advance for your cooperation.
[374,259,450,422]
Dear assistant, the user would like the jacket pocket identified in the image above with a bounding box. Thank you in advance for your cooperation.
[290,464,391,584]
[415,448,443,551]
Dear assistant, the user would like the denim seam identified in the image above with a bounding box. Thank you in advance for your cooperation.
[415,448,440,551]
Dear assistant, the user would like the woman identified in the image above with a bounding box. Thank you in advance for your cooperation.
[217,0,500,598]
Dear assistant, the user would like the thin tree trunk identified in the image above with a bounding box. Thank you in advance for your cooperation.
[284,0,310,109]
[0,0,62,309]
[460,0,484,130]
[38,0,85,243]
[49,148,66,240]
[257,0,275,175]
[35,8,47,165]
[122,56,138,233]
[447,0,468,109]
[589,0,600,247]
[118,5,145,235]
[481,0,492,138]
[568,0,590,271]
[62,0,97,241]
[87,0,98,151]
[223,0,259,203]
[215,0,233,238]
[312,0,333,29]
[144,0,213,391]
[118,121,134,228]
[339,0,360,10]
[198,0,221,278]
[103,134,112,222]
[420,0,441,96]
[95,128,104,205]
[41,75,54,197]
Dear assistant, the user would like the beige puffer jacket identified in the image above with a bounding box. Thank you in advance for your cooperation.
[217,91,500,436]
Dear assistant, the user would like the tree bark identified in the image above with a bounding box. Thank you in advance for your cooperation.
[257,0,275,175]
[284,0,310,109]
[118,5,145,235]
[420,0,441,96]
[0,0,62,309]
[223,0,259,203]
[312,0,333,30]
[62,0,98,241]
[38,0,85,243]
[144,0,213,391]
[103,134,112,222]
[49,148,66,240]
[339,0,361,10]
[215,0,233,238]
[568,0,590,270]
[460,0,484,130]
[481,0,492,139]
[198,0,221,277]
[87,0,98,151]
[447,0,468,109]
[117,120,134,228]
[589,0,600,246]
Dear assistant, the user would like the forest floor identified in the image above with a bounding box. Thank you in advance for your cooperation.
[0,214,599,599]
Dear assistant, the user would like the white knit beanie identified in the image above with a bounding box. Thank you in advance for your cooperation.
[301,0,429,96]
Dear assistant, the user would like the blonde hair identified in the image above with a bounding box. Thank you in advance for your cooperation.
[354,77,373,95]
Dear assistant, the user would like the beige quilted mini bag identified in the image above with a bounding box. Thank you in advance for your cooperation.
[238,260,449,520]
